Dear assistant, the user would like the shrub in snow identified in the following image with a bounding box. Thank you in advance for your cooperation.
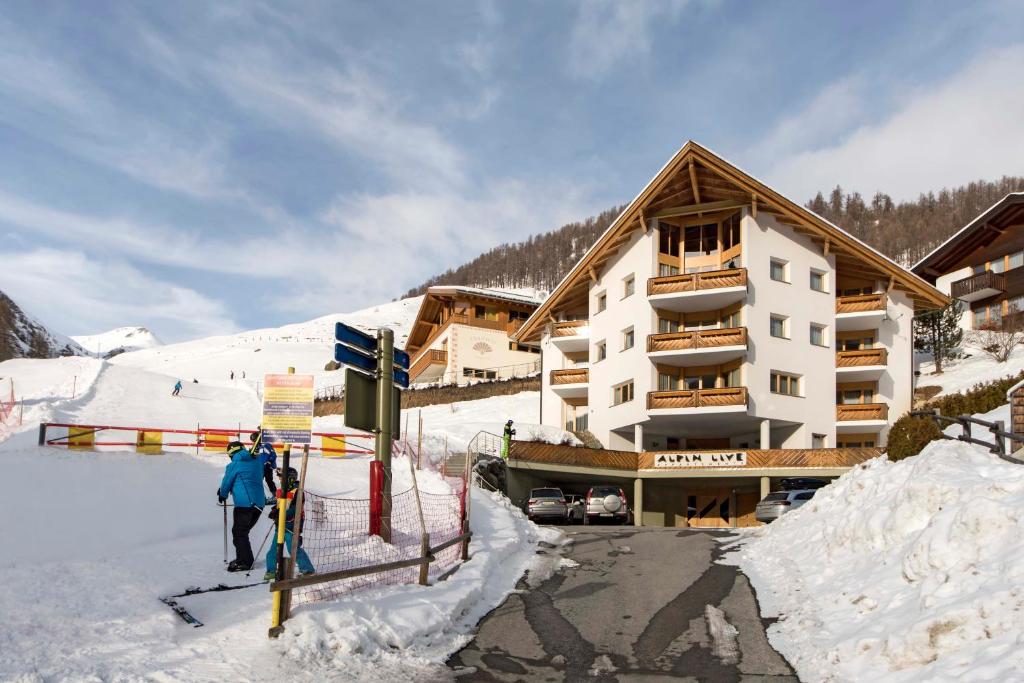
[886,415,943,461]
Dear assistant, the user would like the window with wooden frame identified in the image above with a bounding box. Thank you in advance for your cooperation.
[621,326,635,351]
[658,318,680,333]
[837,433,877,448]
[658,372,677,391]
[660,359,741,391]
[770,371,800,396]
[836,330,876,351]
[474,305,499,321]
[612,380,635,406]
[836,382,876,405]
[659,263,680,277]
[658,223,680,257]
[721,211,742,262]
[721,305,742,329]
[770,314,789,339]
[623,274,635,299]
[770,258,789,283]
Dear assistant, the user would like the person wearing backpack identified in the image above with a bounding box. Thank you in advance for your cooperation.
[264,466,315,580]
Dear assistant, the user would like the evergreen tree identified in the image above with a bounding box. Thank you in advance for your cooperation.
[914,300,964,373]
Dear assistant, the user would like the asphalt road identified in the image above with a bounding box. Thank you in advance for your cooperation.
[446,526,797,682]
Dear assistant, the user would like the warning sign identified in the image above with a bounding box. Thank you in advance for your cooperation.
[262,374,315,445]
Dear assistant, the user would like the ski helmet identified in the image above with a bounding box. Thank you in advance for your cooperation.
[249,431,260,443]
[226,441,244,456]
[279,466,299,490]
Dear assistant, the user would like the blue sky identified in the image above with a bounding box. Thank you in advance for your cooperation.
[0,1,1021,342]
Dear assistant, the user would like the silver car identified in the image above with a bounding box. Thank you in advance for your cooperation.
[526,488,568,523]
[584,485,630,525]
[755,489,817,523]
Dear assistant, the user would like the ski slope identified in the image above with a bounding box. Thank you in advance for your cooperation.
[916,342,1024,397]
[72,326,163,355]
[0,343,564,680]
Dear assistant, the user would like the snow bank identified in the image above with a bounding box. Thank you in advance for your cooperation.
[729,440,1024,682]
[72,326,163,355]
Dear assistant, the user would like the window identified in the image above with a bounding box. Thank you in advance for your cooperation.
[770,371,800,396]
[721,309,741,328]
[474,305,499,321]
[723,366,741,388]
[659,318,680,333]
[659,263,680,277]
[722,212,741,250]
[1011,251,1024,270]
[658,373,677,391]
[683,374,717,390]
[838,436,877,448]
[508,342,540,354]
[810,323,827,347]
[595,341,607,362]
[991,258,1007,274]
[684,224,717,257]
[770,314,789,339]
[658,223,680,257]
[621,326,635,351]
[684,317,716,331]
[838,387,874,404]
[810,269,827,293]
[596,292,607,313]
[794,492,816,502]
[838,334,875,351]
[623,274,635,298]
[770,258,789,283]
[509,310,530,321]
[812,434,827,449]
[463,368,497,379]
[612,380,635,405]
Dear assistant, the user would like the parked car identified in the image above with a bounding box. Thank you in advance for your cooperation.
[584,485,630,525]
[755,489,817,523]
[525,488,568,523]
[565,494,585,524]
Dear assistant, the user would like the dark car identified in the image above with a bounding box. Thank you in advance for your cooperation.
[525,488,568,523]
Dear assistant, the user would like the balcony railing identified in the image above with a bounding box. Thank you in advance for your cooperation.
[647,386,748,410]
[835,293,886,314]
[951,271,1006,301]
[550,368,589,385]
[647,326,747,353]
[836,348,888,368]
[409,349,447,380]
[836,403,889,421]
[647,267,747,297]
[552,320,589,337]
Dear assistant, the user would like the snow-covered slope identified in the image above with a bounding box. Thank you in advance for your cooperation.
[72,326,163,356]
[916,342,1024,397]
[110,296,423,389]
[729,439,1024,682]
[0,289,83,361]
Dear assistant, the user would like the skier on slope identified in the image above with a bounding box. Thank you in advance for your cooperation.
[250,430,278,501]
[217,441,265,571]
[172,380,182,397]
[264,466,315,580]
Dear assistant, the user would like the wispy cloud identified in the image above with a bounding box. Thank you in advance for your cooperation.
[0,249,239,340]
[566,0,692,80]
[763,45,1024,201]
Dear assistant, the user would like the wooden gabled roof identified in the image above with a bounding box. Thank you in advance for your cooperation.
[405,286,540,353]
[514,141,949,342]
[912,193,1024,281]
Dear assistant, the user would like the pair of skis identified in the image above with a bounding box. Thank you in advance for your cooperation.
[159,580,268,627]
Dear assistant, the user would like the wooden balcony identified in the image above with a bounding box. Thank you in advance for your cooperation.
[648,327,747,353]
[552,320,589,337]
[951,271,1006,303]
[835,293,886,314]
[647,387,748,411]
[648,267,747,296]
[836,403,888,422]
[409,349,447,381]
[550,368,589,385]
[836,348,888,367]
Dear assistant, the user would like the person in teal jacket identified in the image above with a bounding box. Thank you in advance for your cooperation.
[217,441,265,571]
[264,467,315,580]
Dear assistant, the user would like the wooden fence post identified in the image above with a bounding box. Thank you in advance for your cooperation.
[419,533,431,585]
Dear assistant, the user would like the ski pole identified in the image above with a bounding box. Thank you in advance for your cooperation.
[223,502,228,564]
[247,524,274,578]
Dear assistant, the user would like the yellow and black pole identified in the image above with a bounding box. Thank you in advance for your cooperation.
[268,366,295,638]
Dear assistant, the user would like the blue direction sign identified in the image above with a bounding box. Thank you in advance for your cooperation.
[393,347,410,370]
[334,343,376,374]
[393,368,410,389]
[335,322,376,354]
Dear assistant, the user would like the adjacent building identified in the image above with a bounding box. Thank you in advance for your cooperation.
[405,286,542,385]
[912,193,1024,331]
[513,141,948,452]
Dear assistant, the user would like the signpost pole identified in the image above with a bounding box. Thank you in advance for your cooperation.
[375,329,395,544]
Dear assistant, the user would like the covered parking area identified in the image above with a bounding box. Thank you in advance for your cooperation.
[507,442,879,528]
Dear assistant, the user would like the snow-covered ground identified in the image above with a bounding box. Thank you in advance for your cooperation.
[72,326,163,355]
[728,437,1024,682]
[0,333,564,680]
[916,342,1024,397]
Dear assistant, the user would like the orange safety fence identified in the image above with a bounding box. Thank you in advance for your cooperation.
[37,422,375,456]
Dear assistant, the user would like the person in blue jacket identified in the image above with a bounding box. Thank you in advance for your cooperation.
[172,380,182,397]
[217,441,265,571]
[264,467,315,580]
[250,430,278,501]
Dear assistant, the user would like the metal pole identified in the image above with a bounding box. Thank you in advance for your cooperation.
[284,444,310,619]
[270,366,295,638]
[222,503,228,563]
[375,328,395,543]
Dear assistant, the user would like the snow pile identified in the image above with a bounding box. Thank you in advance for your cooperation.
[916,343,1024,397]
[72,326,163,356]
[730,440,1024,682]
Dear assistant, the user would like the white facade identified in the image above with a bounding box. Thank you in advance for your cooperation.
[421,323,539,385]
[539,208,914,450]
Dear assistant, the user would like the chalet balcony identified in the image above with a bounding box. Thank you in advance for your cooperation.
[951,271,1006,303]
[409,349,448,383]
[647,267,747,313]
[647,327,747,366]
[550,367,589,398]
[550,320,590,352]
[836,403,889,432]
[835,348,888,381]
[835,293,887,331]
[647,387,748,413]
